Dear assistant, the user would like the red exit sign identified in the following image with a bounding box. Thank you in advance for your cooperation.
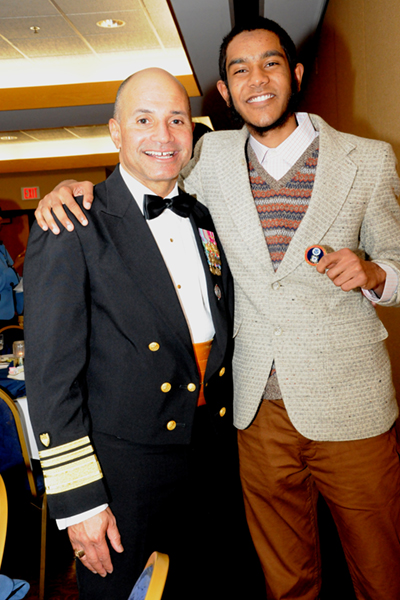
[21,186,41,200]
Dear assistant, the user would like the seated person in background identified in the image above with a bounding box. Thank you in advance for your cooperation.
[0,241,23,331]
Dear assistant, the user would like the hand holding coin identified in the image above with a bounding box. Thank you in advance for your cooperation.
[315,248,386,294]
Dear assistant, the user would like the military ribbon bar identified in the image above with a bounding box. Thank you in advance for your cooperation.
[198,228,222,276]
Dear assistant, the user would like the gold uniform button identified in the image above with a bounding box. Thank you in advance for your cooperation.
[167,420,176,431]
[187,383,196,392]
[219,407,227,417]
[148,342,160,352]
[161,382,171,393]
[219,367,226,377]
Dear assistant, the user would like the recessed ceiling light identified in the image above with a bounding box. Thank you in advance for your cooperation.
[0,136,18,141]
[96,19,125,29]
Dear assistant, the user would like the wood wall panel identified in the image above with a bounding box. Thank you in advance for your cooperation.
[0,75,200,112]
[300,0,400,417]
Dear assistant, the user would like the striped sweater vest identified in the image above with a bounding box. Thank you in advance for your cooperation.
[247,137,319,399]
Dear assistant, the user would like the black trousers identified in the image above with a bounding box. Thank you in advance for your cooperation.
[76,407,264,600]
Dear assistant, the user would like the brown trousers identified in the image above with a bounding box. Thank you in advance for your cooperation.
[238,399,400,600]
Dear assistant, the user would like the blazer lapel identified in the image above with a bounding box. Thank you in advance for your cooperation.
[274,115,358,280]
[214,127,275,279]
[101,168,193,353]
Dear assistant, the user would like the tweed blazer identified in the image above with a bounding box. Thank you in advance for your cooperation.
[181,114,400,441]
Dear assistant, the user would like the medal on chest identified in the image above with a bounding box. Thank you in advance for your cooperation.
[198,228,222,276]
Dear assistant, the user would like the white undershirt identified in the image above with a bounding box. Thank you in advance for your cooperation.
[120,166,215,343]
[57,166,215,529]
[249,112,398,303]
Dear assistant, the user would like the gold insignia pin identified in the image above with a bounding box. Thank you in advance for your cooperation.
[40,433,50,447]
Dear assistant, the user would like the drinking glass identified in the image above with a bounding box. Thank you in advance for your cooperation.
[13,340,25,366]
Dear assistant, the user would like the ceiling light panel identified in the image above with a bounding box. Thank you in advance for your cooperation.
[56,0,143,13]
[0,0,59,18]
[68,11,140,35]
[144,0,183,47]
[0,131,35,144]
[0,125,112,149]
[22,129,80,142]
[0,16,76,39]
[68,125,111,138]
[0,37,23,59]
[9,37,92,58]
[0,131,115,161]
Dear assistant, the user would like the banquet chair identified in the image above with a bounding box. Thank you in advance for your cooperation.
[0,474,7,568]
[0,325,24,355]
[128,552,169,600]
[0,388,47,600]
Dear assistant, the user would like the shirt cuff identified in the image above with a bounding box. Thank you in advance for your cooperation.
[362,262,399,303]
[56,504,108,530]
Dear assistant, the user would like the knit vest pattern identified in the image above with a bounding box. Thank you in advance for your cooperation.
[247,137,319,399]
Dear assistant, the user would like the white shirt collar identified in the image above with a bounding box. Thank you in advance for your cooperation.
[119,164,179,216]
[249,112,318,170]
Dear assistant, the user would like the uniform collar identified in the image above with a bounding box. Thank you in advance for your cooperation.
[119,164,179,216]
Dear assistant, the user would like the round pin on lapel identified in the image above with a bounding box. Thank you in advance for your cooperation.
[305,245,329,265]
[214,284,222,300]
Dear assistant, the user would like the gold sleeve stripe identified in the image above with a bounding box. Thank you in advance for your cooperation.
[39,436,91,459]
[40,445,94,469]
[43,455,103,495]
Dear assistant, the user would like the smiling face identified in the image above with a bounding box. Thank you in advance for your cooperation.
[217,29,304,146]
[109,68,193,198]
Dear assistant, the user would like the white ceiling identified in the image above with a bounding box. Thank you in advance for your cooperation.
[0,0,329,151]
[0,0,191,87]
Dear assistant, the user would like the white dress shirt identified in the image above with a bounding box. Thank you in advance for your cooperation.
[57,166,215,529]
[120,167,215,344]
[249,112,318,180]
[249,112,398,303]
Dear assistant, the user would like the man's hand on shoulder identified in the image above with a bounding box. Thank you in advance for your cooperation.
[317,248,386,296]
[68,507,124,576]
[35,180,94,235]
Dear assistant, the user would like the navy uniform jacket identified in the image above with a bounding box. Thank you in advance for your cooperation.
[24,166,234,519]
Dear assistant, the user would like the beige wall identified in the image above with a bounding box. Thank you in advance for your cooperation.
[0,166,108,261]
[0,166,108,211]
[300,0,400,408]
[301,0,400,160]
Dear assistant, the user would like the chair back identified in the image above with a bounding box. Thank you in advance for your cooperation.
[0,389,47,599]
[0,388,38,498]
[0,474,7,568]
[128,552,169,600]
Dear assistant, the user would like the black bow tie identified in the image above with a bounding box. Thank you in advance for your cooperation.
[143,193,195,220]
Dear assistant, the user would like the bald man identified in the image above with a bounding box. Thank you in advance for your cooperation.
[24,69,259,600]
